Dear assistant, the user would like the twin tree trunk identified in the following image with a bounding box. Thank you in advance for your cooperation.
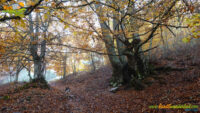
[29,13,47,82]
[99,21,147,89]
[95,0,148,89]
[31,40,46,81]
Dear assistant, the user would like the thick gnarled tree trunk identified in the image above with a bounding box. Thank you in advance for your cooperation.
[94,0,151,89]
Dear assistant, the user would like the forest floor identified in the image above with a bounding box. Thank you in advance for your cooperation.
[0,50,200,113]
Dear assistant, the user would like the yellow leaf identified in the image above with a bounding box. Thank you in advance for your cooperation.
[95,1,100,4]
[31,41,38,45]
[3,6,12,10]
[3,6,8,10]
[51,2,56,7]
[64,24,69,29]
[88,31,93,35]
[182,37,191,43]
[0,46,5,53]
[44,14,48,20]
[19,2,24,7]
[73,31,78,36]
[8,6,13,10]
[35,9,40,12]
[27,1,35,6]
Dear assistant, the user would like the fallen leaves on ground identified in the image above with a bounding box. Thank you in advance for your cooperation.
[0,48,200,113]
[0,84,70,113]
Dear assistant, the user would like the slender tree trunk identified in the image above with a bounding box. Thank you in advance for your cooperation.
[148,38,153,59]
[72,55,76,75]
[15,57,23,83]
[27,68,32,81]
[15,70,19,82]
[15,66,22,83]
[15,57,20,82]
[27,59,32,81]
[90,52,96,72]
[63,55,67,78]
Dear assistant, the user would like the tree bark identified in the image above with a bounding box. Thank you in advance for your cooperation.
[33,57,45,79]
[94,1,125,85]
[63,55,67,78]
[29,13,47,81]
[90,52,96,72]
[15,57,21,82]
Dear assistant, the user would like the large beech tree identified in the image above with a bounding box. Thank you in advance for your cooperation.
[0,0,199,89]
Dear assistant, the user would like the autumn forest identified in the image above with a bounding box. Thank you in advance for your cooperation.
[0,0,199,112]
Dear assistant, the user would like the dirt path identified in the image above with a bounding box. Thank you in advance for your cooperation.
[50,67,113,113]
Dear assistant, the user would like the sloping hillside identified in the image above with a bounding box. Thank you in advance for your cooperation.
[51,55,200,113]
[0,51,200,113]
